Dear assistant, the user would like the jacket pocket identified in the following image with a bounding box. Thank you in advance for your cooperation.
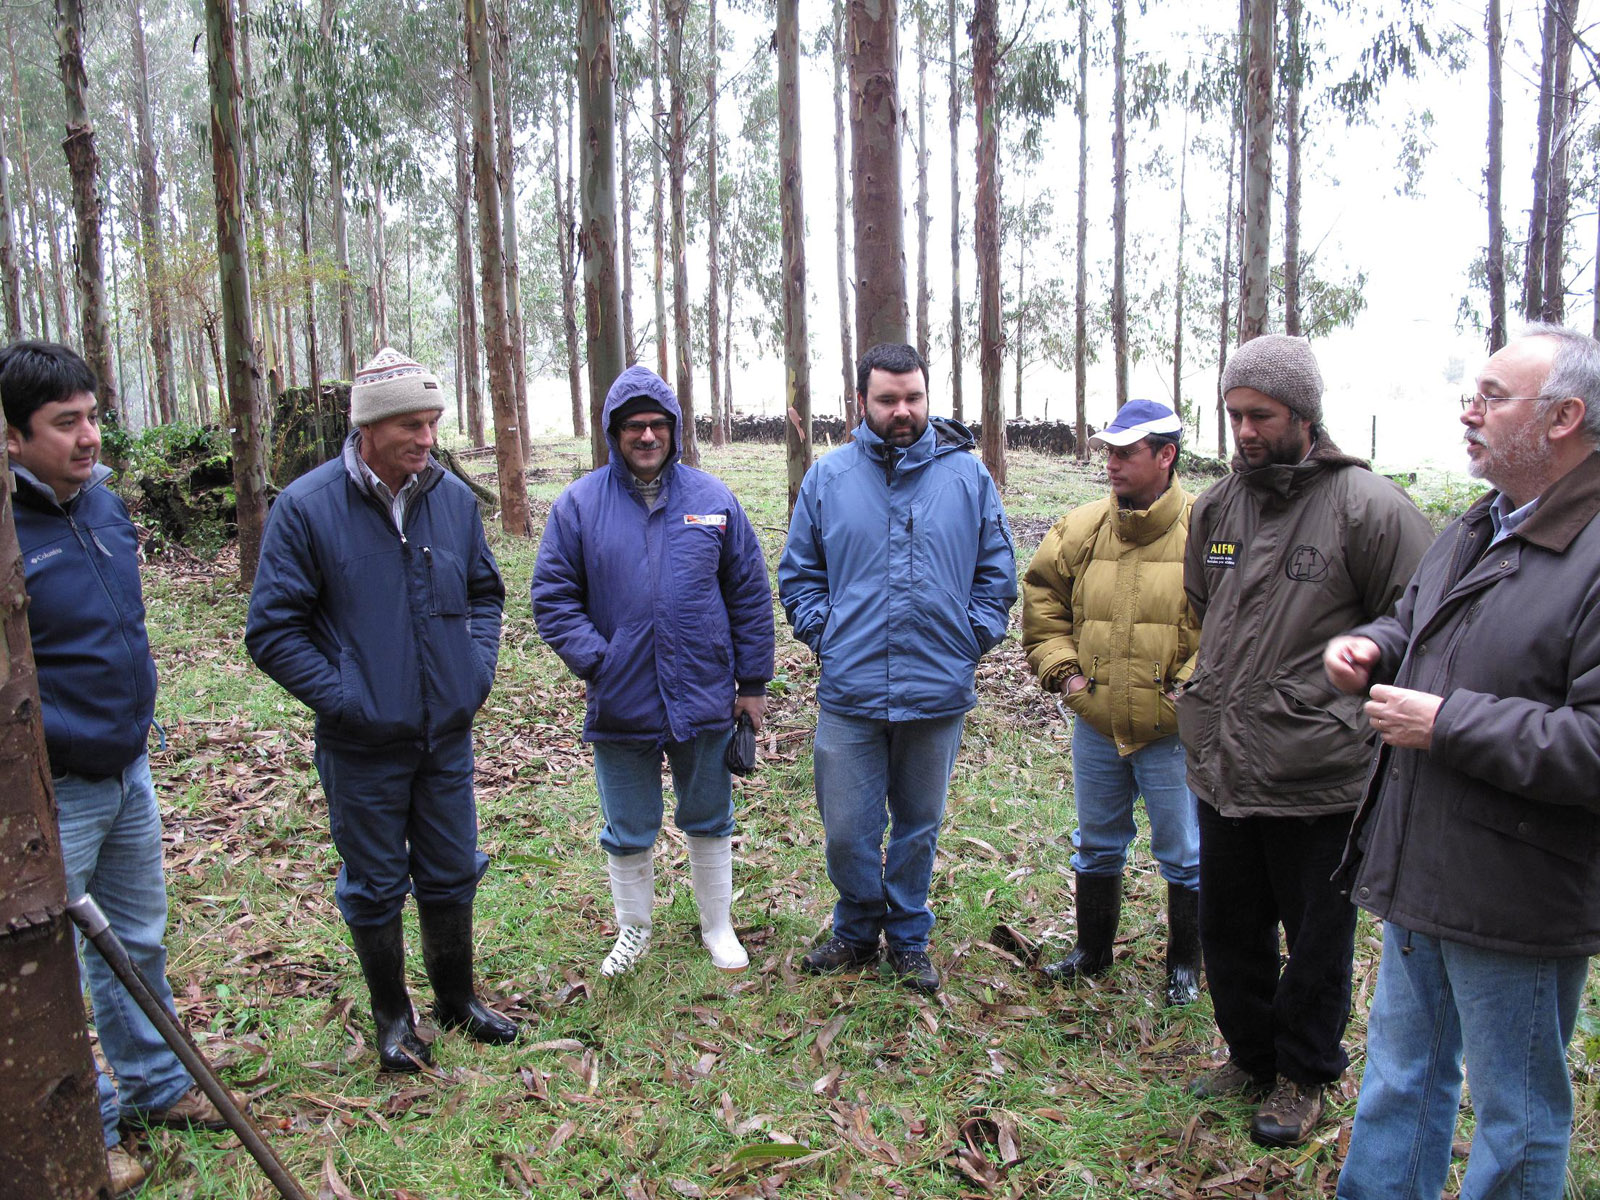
[1174,666,1215,758]
[588,623,665,734]
[1455,789,1597,868]
[423,545,468,616]
[1254,667,1368,788]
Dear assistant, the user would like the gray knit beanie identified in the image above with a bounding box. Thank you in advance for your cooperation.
[1220,334,1323,424]
[350,346,444,425]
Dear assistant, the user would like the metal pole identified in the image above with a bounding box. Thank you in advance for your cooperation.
[66,895,312,1200]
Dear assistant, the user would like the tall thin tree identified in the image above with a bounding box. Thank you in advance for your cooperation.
[705,0,724,445]
[129,0,175,422]
[1110,0,1128,406]
[1240,0,1275,340]
[948,0,963,423]
[206,0,269,585]
[972,0,1004,485]
[777,0,811,515]
[849,0,909,353]
[914,0,931,362]
[580,0,625,467]
[54,0,118,422]
[833,0,853,416]
[1073,0,1088,460]
[1486,0,1507,350]
[650,0,668,378]
[664,0,699,464]
[1282,0,1302,336]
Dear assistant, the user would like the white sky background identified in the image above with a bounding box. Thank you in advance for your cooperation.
[523,0,1600,477]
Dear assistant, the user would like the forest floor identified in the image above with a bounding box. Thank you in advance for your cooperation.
[112,441,1599,1199]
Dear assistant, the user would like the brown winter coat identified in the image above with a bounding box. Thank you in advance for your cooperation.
[1021,482,1197,755]
[1176,434,1433,817]
[1339,452,1600,957]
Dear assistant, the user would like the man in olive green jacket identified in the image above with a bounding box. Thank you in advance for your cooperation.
[1176,335,1432,1149]
[1023,400,1201,1007]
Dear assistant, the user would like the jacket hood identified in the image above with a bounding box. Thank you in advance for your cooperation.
[11,460,112,511]
[1235,428,1369,496]
[603,366,683,475]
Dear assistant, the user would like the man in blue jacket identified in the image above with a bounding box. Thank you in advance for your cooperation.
[779,343,1017,993]
[246,347,516,1073]
[531,366,774,977]
[4,340,227,1194]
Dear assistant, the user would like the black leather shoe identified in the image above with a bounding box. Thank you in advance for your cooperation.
[884,945,940,993]
[800,935,879,974]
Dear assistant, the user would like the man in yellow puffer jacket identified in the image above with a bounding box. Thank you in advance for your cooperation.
[1022,399,1201,1006]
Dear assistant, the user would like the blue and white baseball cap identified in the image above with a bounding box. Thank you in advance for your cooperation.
[1089,399,1183,449]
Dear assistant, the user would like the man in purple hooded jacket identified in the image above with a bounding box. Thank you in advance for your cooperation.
[531,366,774,977]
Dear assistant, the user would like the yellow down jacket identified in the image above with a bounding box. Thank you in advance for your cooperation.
[1022,482,1198,756]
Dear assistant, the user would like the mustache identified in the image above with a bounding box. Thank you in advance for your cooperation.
[1465,430,1487,447]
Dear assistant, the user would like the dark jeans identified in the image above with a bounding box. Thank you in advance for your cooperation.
[1198,801,1358,1085]
[315,728,489,926]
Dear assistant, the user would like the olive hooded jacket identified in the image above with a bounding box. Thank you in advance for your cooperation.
[1176,435,1433,817]
[1021,481,1197,756]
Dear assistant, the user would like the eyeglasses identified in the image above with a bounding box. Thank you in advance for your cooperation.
[619,418,672,437]
[1459,393,1543,414]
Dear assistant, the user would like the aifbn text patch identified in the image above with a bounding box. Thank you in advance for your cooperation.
[1204,539,1239,568]
[684,513,727,527]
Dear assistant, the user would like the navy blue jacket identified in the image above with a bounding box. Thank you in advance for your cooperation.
[14,463,157,777]
[530,366,775,744]
[245,435,504,751]
[779,416,1017,720]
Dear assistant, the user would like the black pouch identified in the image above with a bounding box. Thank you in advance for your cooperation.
[724,712,758,776]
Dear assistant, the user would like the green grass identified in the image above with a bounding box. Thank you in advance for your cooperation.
[116,442,1598,1199]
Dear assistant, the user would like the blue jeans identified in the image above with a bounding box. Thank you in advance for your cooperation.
[592,728,735,855]
[315,728,488,926]
[1337,923,1589,1200]
[1070,721,1198,887]
[812,709,966,952]
[55,755,194,1146]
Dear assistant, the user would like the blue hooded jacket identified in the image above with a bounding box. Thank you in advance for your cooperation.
[530,365,775,744]
[778,415,1017,720]
[14,462,157,777]
[245,432,504,751]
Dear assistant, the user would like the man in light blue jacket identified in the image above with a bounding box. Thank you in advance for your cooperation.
[779,343,1017,992]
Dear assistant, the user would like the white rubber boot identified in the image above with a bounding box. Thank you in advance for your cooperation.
[687,835,749,971]
[601,850,654,977]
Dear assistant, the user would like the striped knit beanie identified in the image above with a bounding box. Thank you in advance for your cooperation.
[1220,334,1323,424]
[350,346,444,425]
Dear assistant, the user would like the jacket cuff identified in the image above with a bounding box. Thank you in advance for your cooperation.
[736,680,768,697]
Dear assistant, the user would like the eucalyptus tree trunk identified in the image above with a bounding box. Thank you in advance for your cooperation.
[465,0,531,535]
[619,91,635,364]
[130,0,175,423]
[1073,0,1088,460]
[1172,104,1189,423]
[44,159,70,341]
[369,177,389,349]
[0,116,22,339]
[1538,0,1577,322]
[1218,131,1237,455]
[1013,184,1025,418]
[295,61,321,414]
[1240,0,1274,341]
[947,0,962,423]
[550,83,585,441]
[7,28,47,339]
[705,0,724,446]
[580,0,625,468]
[235,0,278,398]
[833,0,853,416]
[665,0,699,466]
[452,75,485,447]
[328,135,356,380]
[1111,0,1128,407]
[1486,0,1507,351]
[650,0,668,378]
[54,0,118,422]
[849,0,908,354]
[972,0,1003,486]
[492,0,530,461]
[914,1,930,363]
[1282,0,1302,336]
[206,0,268,585]
[1523,0,1556,319]
[0,441,109,1199]
[777,0,811,515]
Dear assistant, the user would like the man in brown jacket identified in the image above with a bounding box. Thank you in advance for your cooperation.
[1328,325,1600,1200]
[1177,335,1432,1147]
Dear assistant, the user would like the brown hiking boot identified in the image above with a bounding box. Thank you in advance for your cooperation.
[1186,1058,1272,1099]
[107,1145,146,1196]
[131,1084,231,1132]
[1250,1076,1325,1147]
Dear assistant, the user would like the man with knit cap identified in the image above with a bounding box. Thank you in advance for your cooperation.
[1022,399,1202,1008]
[247,346,517,1073]
[1176,334,1431,1146]
[531,365,774,978]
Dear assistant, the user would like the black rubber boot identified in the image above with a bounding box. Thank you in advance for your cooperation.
[1042,872,1122,982]
[1165,883,1202,1007]
[417,903,518,1045]
[348,918,432,1072]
